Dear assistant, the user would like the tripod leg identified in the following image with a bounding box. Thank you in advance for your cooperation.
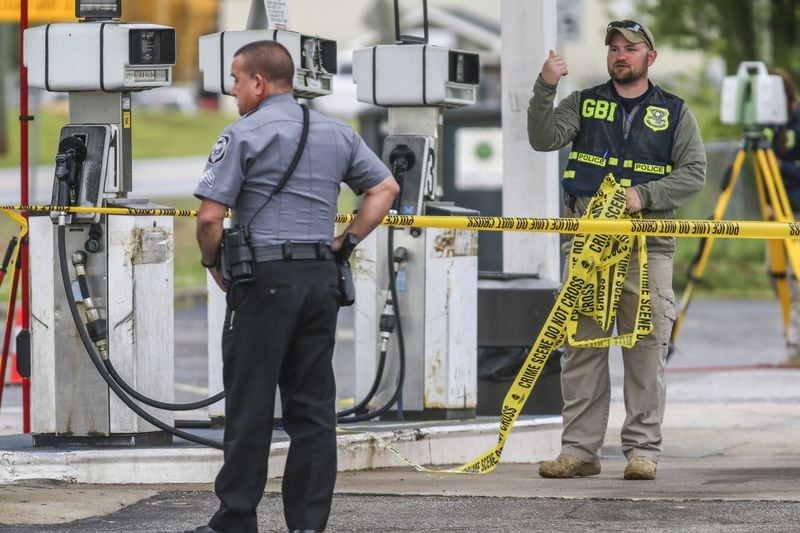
[765,148,794,219]
[767,147,800,332]
[671,148,746,347]
[758,148,800,335]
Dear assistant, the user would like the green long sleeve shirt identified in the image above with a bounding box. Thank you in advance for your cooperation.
[528,75,707,252]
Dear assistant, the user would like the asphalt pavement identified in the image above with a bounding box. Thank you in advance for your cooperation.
[1,297,800,532]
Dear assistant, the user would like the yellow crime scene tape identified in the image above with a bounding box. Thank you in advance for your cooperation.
[0,205,199,218]
[334,175,651,474]
[0,173,797,475]
[335,214,800,240]
[2,203,800,239]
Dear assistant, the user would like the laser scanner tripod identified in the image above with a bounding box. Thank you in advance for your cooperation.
[670,129,800,352]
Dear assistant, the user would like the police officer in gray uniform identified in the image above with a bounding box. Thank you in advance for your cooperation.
[192,40,398,533]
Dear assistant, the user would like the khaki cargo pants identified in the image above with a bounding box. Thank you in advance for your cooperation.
[558,247,675,464]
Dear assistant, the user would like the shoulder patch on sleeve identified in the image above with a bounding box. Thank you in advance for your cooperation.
[208,134,230,165]
[201,168,215,187]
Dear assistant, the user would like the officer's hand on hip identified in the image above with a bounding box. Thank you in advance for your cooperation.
[209,266,228,293]
[332,233,344,254]
[625,187,643,213]
[541,49,568,86]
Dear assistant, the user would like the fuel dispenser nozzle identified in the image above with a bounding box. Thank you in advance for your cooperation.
[393,246,408,264]
[389,145,416,175]
[378,246,409,353]
[388,145,416,214]
[54,137,87,208]
[85,223,104,254]
[71,251,109,360]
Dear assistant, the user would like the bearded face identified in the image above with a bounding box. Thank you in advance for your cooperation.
[606,34,655,87]
[609,50,650,84]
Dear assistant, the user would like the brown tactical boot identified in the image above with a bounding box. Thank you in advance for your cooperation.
[624,456,657,480]
[538,453,601,478]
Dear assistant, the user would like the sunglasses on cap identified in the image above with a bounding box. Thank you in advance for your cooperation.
[607,20,654,50]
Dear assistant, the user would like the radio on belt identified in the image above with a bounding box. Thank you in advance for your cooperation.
[24,23,176,91]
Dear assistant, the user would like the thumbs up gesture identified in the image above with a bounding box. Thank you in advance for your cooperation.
[541,49,568,86]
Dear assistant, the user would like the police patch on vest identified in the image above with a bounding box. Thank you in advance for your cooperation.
[208,135,230,165]
[643,106,669,132]
[576,152,607,167]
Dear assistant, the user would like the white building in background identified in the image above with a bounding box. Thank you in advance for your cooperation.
[218,0,499,47]
[217,0,706,113]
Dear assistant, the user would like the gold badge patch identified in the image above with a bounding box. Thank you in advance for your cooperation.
[643,106,669,132]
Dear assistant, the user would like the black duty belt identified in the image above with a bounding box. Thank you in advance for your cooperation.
[252,241,333,262]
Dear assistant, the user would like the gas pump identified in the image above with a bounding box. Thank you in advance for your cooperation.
[198,0,338,426]
[349,0,482,420]
[24,0,179,446]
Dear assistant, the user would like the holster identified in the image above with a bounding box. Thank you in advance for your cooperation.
[336,259,356,306]
[334,233,360,307]
[220,226,255,284]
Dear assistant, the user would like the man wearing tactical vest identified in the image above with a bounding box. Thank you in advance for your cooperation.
[527,19,706,480]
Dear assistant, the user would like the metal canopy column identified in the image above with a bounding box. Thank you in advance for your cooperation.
[500,0,560,280]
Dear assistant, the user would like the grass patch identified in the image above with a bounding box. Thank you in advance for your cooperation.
[0,107,237,168]
[673,236,773,298]
[131,110,237,160]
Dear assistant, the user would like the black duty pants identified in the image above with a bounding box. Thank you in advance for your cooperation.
[209,259,340,532]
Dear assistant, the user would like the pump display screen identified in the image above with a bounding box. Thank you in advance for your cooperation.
[128,29,176,66]
[76,0,122,19]
[448,52,480,85]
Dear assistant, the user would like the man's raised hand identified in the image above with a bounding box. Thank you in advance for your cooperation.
[541,49,568,85]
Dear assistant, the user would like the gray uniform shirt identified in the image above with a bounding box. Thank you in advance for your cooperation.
[528,75,707,252]
[194,92,390,246]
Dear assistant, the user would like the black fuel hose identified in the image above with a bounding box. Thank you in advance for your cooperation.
[104,359,225,411]
[336,347,388,418]
[333,228,390,419]
[69,249,226,412]
[58,218,223,449]
[175,419,212,429]
[338,226,406,424]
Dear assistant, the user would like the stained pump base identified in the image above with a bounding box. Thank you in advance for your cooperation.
[379,407,476,421]
[32,431,172,448]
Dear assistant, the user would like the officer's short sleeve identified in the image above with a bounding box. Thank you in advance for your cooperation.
[343,132,392,194]
[194,127,246,205]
